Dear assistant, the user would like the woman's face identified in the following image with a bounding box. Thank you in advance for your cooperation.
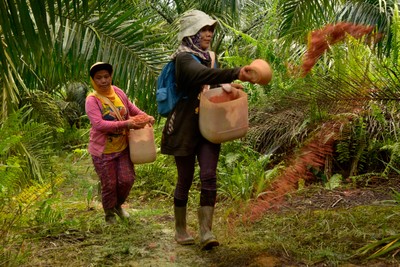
[199,25,214,50]
[93,70,112,91]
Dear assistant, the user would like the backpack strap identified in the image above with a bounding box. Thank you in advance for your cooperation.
[209,51,216,69]
[190,52,215,68]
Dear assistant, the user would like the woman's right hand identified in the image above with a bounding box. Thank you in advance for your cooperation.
[238,66,256,83]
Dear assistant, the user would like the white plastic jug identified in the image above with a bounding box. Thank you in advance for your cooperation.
[128,124,156,164]
[199,87,248,144]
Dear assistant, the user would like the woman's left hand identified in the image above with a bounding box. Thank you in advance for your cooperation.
[129,114,151,129]
[221,83,240,99]
[148,115,155,125]
[230,83,244,90]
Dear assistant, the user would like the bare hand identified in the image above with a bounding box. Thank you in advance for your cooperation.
[220,84,240,99]
[230,83,244,90]
[221,83,243,93]
[147,115,155,125]
[128,114,151,129]
[238,66,256,84]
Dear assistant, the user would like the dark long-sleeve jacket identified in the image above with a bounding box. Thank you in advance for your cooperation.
[161,52,241,156]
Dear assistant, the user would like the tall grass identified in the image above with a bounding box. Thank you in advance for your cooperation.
[133,123,274,203]
[217,140,276,201]
[356,160,400,259]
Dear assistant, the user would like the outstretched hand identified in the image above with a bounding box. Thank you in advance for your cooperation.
[238,66,256,83]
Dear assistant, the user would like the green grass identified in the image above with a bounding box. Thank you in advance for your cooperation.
[1,145,400,266]
[241,206,400,265]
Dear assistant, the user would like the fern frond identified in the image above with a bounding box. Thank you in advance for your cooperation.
[12,177,64,206]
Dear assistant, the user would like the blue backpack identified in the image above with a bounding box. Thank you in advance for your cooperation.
[156,55,201,117]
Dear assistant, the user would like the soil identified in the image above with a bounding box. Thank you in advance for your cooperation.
[243,176,400,267]
[278,176,400,212]
[18,176,400,267]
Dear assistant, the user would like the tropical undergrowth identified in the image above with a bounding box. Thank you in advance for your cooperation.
[1,107,400,266]
[0,108,273,264]
[2,23,400,266]
[241,23,400,258]
[0,106,88,266]
[1,139,399,266]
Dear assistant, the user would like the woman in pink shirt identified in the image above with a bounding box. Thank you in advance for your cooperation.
[85,62,154,224]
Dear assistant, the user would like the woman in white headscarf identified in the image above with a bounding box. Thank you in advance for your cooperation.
[161,10,255,250]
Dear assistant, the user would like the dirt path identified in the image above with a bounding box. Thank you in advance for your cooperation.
[22,197,288,267]
[16,170,400,266]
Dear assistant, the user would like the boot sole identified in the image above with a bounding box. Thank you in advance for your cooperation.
[175,236,195,245]
[176,239,195,245]
[201,239,219,250]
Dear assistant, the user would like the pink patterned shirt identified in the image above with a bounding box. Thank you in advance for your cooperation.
[85,86,146,157]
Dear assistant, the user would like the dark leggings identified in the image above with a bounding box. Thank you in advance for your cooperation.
[174,139,220,207]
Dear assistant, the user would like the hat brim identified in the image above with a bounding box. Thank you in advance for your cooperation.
[178,20,217,41]
[178,10,217,41]
[90,62,113,78]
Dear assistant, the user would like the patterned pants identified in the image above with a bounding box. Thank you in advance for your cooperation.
[92,148,135,210]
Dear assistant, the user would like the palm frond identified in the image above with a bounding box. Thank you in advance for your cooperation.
[1,107,54,182]
[247,96,311,156]
[53,1,170,114]
[0,0,174,117]
[336,0,396,56]
[301,40,400,107]
[248,33,400,159]
[278,0,339,42]
[21,91,65,127]
[17,121,54,182]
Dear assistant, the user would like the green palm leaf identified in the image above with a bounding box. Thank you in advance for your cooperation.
[0,107,53,182]
[0,0,172,117]
[278,0,338,41]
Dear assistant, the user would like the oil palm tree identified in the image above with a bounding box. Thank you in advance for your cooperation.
[0,0,168,121]
[277,0,398,57]
[0,0,257,182]
[0,0,251,123]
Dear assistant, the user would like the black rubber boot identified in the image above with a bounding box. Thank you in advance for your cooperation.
[198,206,219,250]
[115,205,130,220]
[104,208,117,224]
[174,206,195,245]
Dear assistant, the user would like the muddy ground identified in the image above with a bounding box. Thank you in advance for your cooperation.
[19,176,400,267]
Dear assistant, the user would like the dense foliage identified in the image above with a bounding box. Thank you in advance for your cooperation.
[1,0,400,265]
